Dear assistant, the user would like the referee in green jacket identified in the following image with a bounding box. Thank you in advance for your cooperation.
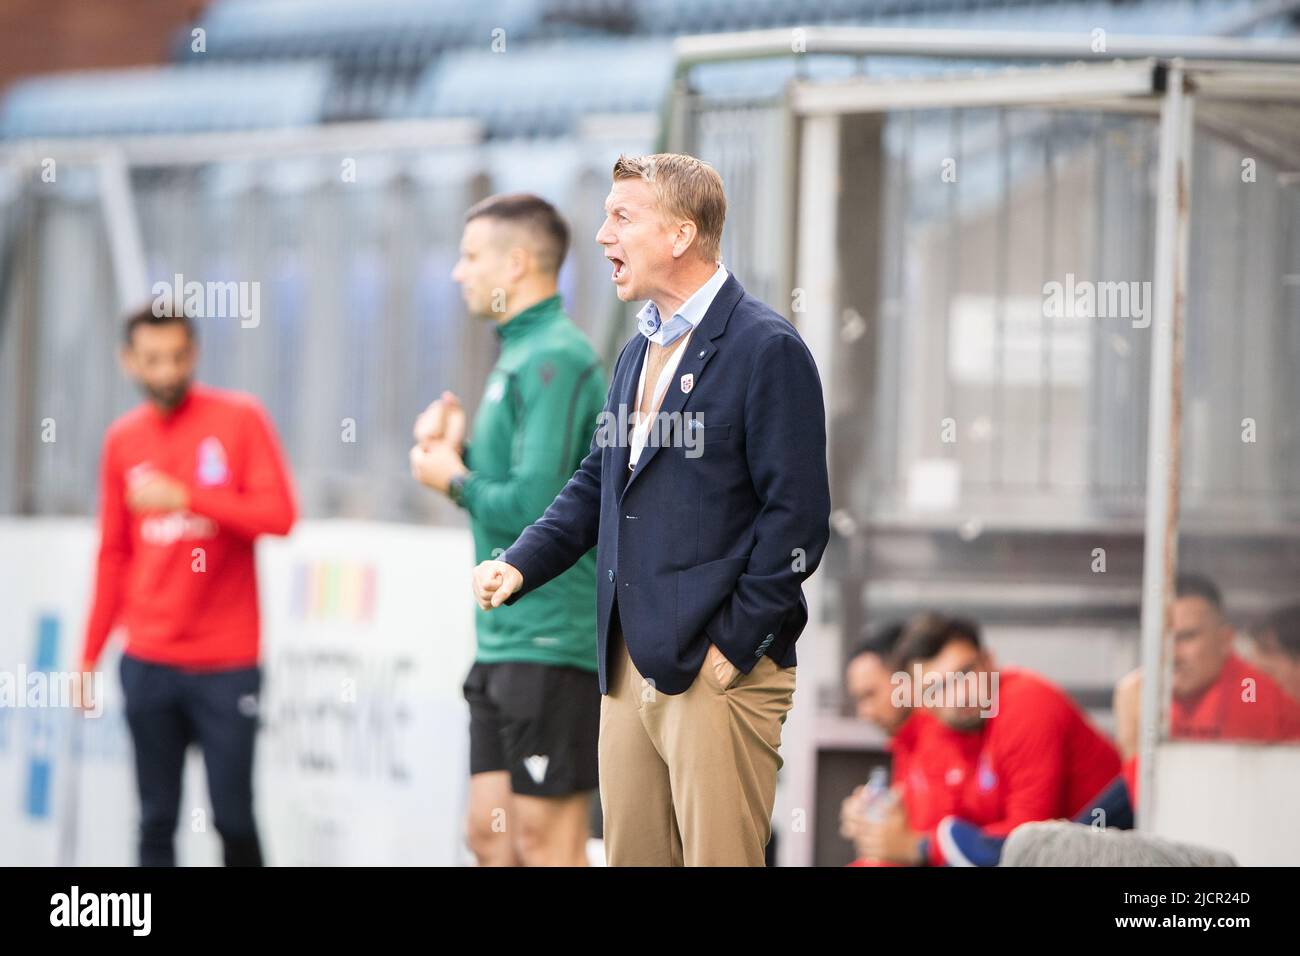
[410,193,607,866]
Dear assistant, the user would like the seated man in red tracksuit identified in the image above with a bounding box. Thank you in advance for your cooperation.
[858,614,1120,867]
[1105,576,1300,830]
[841,621,982,865]
[1114,574,1300,762]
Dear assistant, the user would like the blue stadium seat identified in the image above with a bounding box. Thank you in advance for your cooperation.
[0,63,331,139]
[182,0,543,62]
[403,39,676,137]
[1,0,1289,136]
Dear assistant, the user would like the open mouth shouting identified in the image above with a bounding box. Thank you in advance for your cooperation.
[607,254,628,283]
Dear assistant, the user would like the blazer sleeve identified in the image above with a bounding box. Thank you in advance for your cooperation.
[498,338,631,602]
[458,353,606,537]
[703,331,832,672]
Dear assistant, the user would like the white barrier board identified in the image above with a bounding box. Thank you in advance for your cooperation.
[0,518,477,866]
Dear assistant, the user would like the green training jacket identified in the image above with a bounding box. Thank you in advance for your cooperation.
[458,294,607,671]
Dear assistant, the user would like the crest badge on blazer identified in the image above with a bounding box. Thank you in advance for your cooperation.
[680,372,694,394]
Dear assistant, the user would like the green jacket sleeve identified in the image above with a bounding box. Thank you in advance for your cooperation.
[459,351,606,537]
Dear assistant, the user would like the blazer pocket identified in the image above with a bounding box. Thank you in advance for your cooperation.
[675,554,750,653]
[683,422,732,460]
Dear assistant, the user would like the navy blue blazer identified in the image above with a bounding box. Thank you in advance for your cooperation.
[500,274,831,695]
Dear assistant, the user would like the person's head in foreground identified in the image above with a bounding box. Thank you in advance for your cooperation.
[895,613,990,732]
[845,621,909,735]
[121,303,197,412]
[596,152,726,305]
[1169,573,1233,701]
[451,192,569,320]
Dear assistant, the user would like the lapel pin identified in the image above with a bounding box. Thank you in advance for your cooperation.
[680,372,694,394]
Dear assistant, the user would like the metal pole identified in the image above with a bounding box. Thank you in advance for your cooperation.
[96,150,149,312]
[779,112,839,868]
[0,118,482,169]
[674,26,1300,67]
[1136,60,1193,830]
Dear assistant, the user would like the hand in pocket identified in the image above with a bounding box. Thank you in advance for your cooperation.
[705,642,739,690]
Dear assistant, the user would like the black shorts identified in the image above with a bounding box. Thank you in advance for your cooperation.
[462,660,600,797]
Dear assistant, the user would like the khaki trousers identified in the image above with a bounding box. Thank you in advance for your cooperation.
[598,620,796,866]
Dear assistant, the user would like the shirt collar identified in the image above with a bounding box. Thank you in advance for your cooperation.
[147,383,198,423]
[635,263,729,335]
[497,294,562,342]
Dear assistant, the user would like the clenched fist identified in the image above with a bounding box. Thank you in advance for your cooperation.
[472,559,523,610]
[413,391,467,452]
[413,399,446,445]
[125,470,189,513]
[409,440,466,493]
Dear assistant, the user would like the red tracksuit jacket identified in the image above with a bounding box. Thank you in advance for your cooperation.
[893,709,984,832]
[926,668,1121,865]
[1170,652,1300,743]
[82,384,297,670]
[1125,654,1300,809]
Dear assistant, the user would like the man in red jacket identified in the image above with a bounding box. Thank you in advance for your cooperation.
[1163,575,1300,743]
[840,621,981,864]
[862,614,1120,866]
[81,304,297,866]
[1113,576,1300,767]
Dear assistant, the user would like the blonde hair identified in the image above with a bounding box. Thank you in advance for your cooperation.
[612,153,726,262]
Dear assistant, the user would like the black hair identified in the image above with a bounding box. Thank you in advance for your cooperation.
[123,301,196,347]
[893,613,983,670]
[464,192,570,275]
[847,620,906,667]
[1175,573,1223,612]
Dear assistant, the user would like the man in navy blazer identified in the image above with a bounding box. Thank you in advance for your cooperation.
[472,153,830,866]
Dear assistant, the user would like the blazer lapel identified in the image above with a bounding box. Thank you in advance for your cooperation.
[621,274,744,501]
[610,333,647,479]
